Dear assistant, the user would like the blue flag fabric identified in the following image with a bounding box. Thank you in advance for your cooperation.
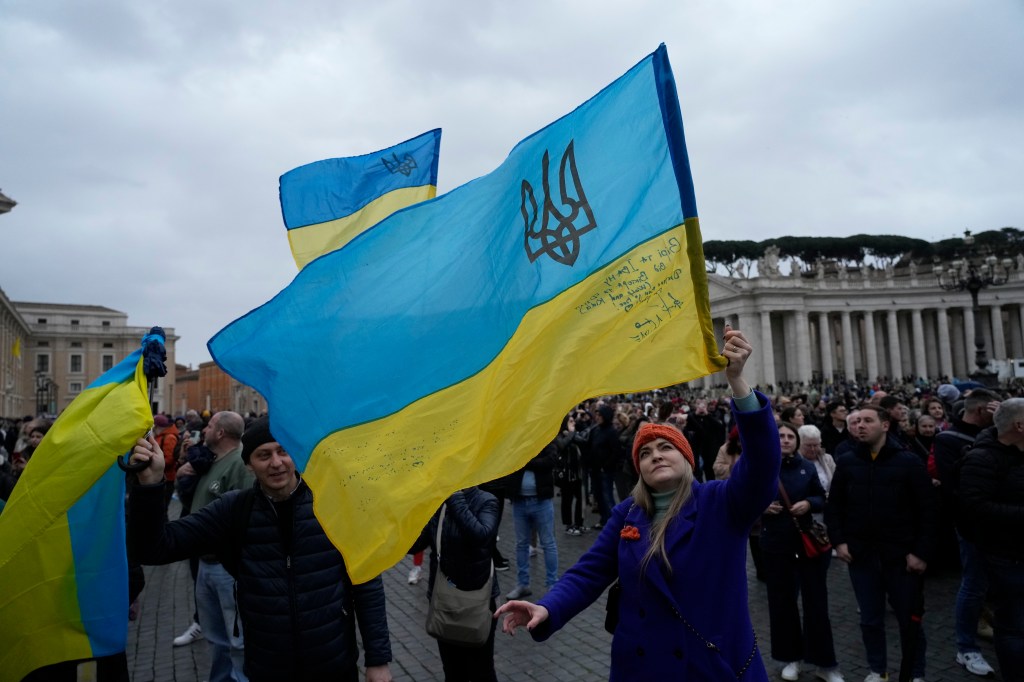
[209,44,723,581]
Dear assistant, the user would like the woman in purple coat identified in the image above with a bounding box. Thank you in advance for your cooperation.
[496,326,781,680]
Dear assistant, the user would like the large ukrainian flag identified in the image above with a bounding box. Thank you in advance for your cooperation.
[0,346,152,680]
[210,44,725,583]
[281,129,442,269]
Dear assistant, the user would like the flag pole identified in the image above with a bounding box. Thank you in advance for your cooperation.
[117,327,167,473]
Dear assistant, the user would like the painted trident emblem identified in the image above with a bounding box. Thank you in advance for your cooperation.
[382,153,418,177]
[521,140,597,266]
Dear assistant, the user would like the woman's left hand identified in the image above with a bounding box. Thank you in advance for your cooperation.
[494,600,549,635]
[788,500,811,516]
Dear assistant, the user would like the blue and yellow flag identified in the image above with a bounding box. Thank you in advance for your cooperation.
[210,45,725,582]
[281,129,442,269]
[0,345,152,680]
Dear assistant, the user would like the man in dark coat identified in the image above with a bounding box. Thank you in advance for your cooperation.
[826,405,936,682]
[959,398,1024,681]
[127,418,393,682]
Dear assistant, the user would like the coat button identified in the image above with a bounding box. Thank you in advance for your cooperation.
[638,608,646,618]
[674,648,683,659]
[636,646,645,657]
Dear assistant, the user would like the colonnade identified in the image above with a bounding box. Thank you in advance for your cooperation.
[705,295,1024,388]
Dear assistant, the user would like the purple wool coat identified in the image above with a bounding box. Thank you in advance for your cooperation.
[531,392,781,681]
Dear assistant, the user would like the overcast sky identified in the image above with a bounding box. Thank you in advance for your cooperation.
[2,0,1022,367]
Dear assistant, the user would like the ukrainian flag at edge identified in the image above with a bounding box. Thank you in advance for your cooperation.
[0,347,151,681]
[210,45,726,583]
[281,129,442,269]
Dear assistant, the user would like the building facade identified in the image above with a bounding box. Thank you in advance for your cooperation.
[11,302,178,415]
[702,262,1024,390]
[174,361,267,416]
[1,287,33,417]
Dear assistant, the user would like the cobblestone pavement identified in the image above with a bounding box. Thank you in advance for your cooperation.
[128,499,1000,681]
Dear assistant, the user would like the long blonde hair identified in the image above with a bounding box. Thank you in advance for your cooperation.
[631,465,694,574]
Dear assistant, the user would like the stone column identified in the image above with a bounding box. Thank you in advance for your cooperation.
[818,312,834,382]
[863,312,879,382]
[739,311,761,387]
[794,311,812,384]
[760,311,776,388]
[991,304,1007,360]
[936,308,954,379]
[841,311,856,380]
[886,310,903,379]
[911,308,926,380]
[964,306,976,373]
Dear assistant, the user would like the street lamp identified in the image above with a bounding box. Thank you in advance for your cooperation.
[933,230,1014,387]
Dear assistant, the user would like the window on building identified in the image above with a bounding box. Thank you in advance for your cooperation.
[103,342,113,348]
[102,321,111,327]
[69,382,83,394]
[37,318,47,324]
[70,341,82,348]
[102,354,114,372]
[37,341,49,347]
[36,354,50,373]
[70,354,83,373]
[71,319,80,326]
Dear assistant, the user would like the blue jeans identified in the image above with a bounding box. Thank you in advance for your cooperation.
[512,496,558,588]
[984,554,1024,681]
[955,534,990,653]
[197,560,247,682]
[847,553,926,678]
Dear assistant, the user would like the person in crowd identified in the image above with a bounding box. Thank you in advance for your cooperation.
[780,405,806,428]
[820,402,849,455]
[925,398,951,433]
[411,487,500,681]
[906,414,936,465]
[153,414,179,510]
[687,398,727,484]
[798,424,837,498]
[932,388,1002,676]
[496,326,781,680]
[555,413,586,535]
[713,425,741,481]
[761,422,842,682]
[577,405,620,529]
[959,398,1024,680]
[128,416,393,682]
[825,406,936,682]
[164,411,253,680]
[506,437,560,600]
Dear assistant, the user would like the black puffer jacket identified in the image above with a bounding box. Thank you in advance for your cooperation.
[128,478,392,680]
[508,446,557,499]
[411,487,500,599]
[825,435,937,563]
[959,426,1024,560]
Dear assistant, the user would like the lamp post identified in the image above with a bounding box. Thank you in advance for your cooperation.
[933,230,1013,388]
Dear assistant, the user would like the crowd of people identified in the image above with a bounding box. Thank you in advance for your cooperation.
[2,330,1023,682]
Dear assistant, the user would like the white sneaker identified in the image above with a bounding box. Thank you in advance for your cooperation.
[173,622,203,647]
[815,667,845,682]
[529,545,539,557]
[956,651,995,676]
[781,661,800,680]
[863,673,888,682]
[407,565,422,584]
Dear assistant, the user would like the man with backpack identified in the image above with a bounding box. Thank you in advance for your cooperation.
[128,416,393,682]
[932,388,1001,677]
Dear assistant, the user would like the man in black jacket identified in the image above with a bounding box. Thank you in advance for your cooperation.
[959,398,1024,681]
[825,406,936,682]
[128,418,393,682]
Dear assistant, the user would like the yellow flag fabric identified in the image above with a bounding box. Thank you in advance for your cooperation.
[209,45,724,582]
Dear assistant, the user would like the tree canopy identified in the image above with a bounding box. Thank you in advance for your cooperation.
[704,228,1021,277]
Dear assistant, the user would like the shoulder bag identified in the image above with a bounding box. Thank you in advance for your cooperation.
[425,503,494,646]
[777,482,832,559]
